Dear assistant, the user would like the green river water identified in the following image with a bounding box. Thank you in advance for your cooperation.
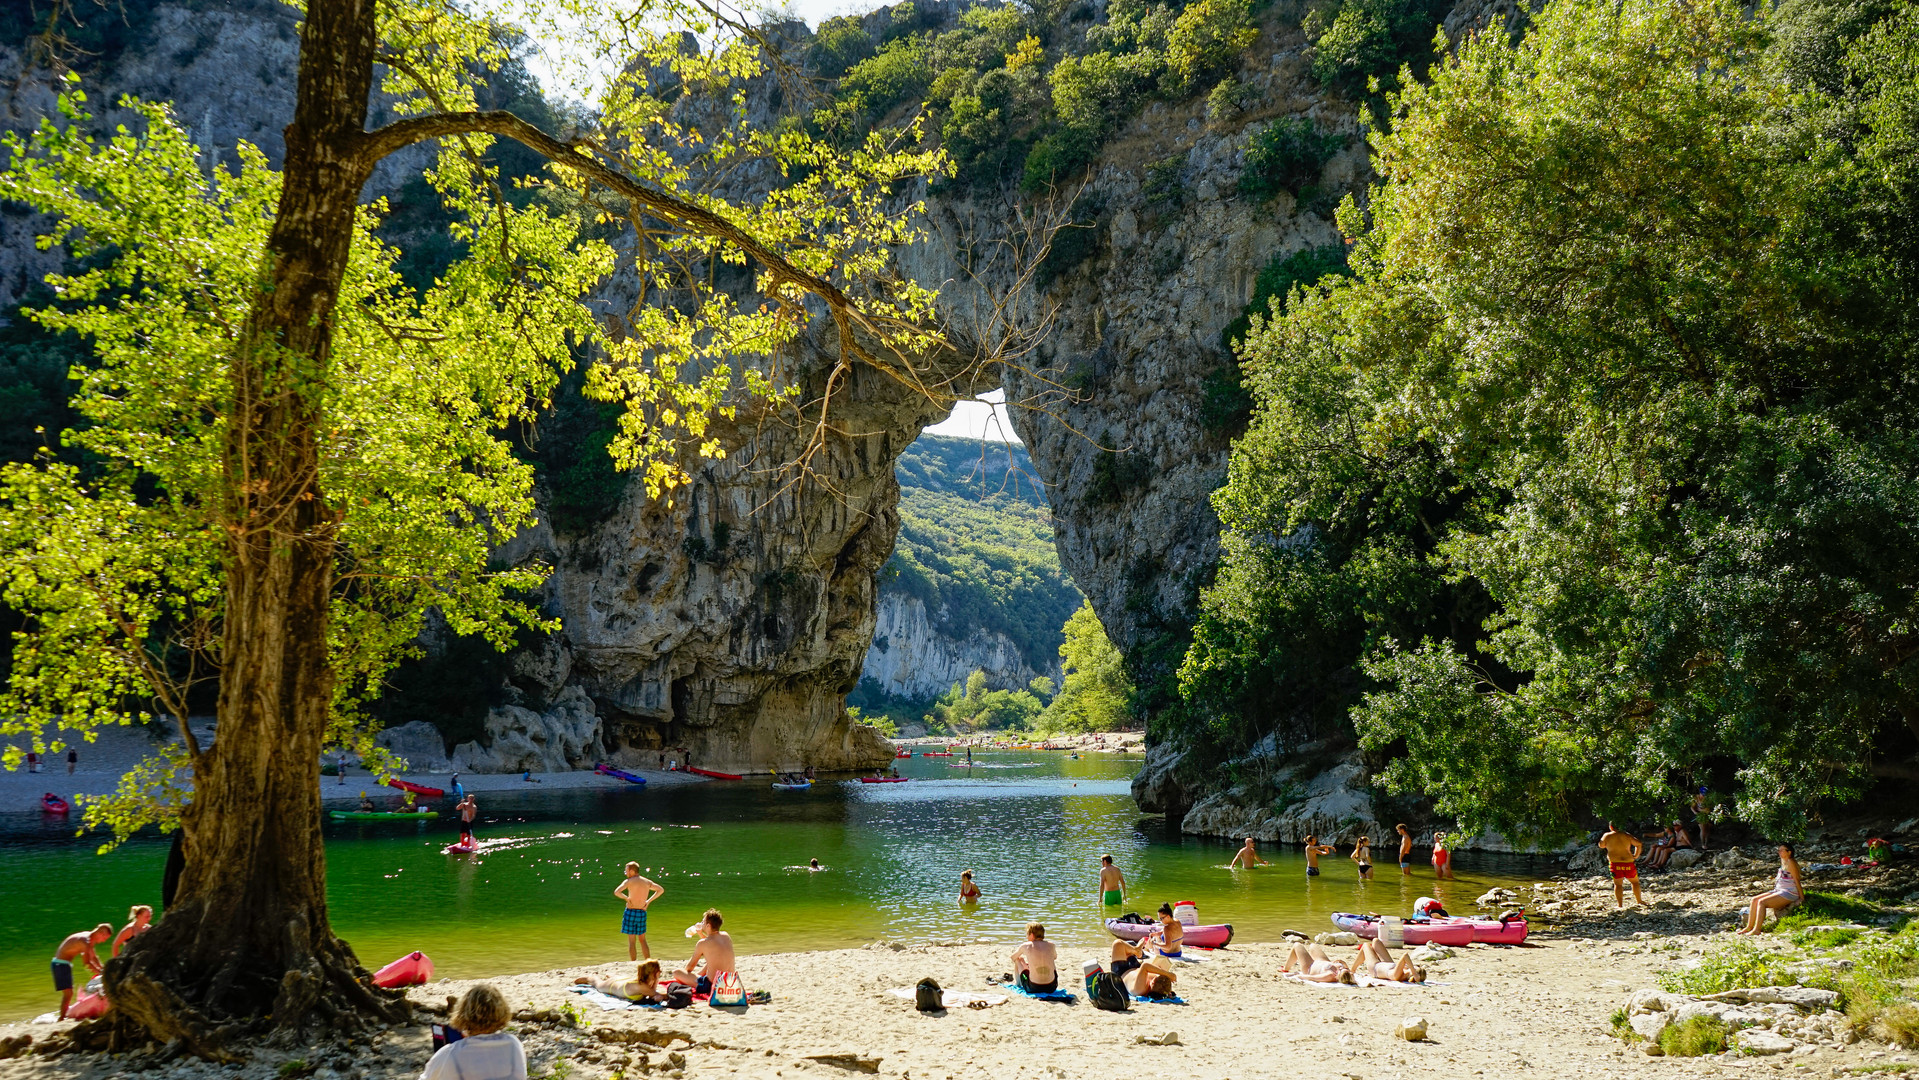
[0,750,1546,1021]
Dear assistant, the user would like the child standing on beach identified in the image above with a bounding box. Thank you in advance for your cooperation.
[615,862,664,960]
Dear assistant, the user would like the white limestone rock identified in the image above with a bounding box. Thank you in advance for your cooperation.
[1730,1029,1796,1056]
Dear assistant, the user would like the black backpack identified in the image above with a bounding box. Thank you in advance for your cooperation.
[915,978,943,1012]
[1089,971,1130,1012]
[1116,912,1153,925]
[663,983,695,1010]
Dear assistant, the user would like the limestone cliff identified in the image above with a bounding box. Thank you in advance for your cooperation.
[860,590,1047,701]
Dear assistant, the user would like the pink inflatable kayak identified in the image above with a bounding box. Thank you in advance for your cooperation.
[1435,915,1529,944]
[68,987,110,1019]
[1329,913,1476,947]
[1104,918,1234,949]
[372,950,434,988]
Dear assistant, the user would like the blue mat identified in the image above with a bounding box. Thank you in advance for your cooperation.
[1008,984,1077,1003]
[1136,994,1188,1005]
[568,985,664,1010]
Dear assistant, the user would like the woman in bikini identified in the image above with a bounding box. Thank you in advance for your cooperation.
[1738,844,1803,934]
[1431,831,1454,879]
[1351,836,1374,880]
[958,869,981,904]
[1354,938,1426,983]
[1281,942,1355,984]
[1149,903,1185,957]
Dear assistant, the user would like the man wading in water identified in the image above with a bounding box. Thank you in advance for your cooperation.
[1599,823,1648,907]
[1098,854,1128,904]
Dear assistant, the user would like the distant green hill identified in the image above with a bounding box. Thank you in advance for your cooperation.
[883,435,1081,674]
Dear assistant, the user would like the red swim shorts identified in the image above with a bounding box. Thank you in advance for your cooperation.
[1611,861,1638,881]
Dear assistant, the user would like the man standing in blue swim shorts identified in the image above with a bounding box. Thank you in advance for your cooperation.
[615,861,664,960]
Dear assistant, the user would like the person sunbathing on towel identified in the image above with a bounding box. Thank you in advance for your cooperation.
[1109,936,1149,979]
[1281,942,1356,984]
[1010,923,1059,993]
[575,958,665,1002]
[1353,938,1426,983]
[1124,960,1179,1000]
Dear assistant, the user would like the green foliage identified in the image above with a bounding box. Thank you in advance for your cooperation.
[1198,360,1254,435]
[812,15,877,78]
[840,37,932,120]
[0,288,88,468]
[1206,75,1260,121]
[1657,942,1798,996]
[1170,0,1919,845]
[1035,600,1135,733]
[928,669,1047,732]
[1163,0,1259,95]
[1034,193,1107,286]
[1305,0,1447,97]
[847,705,899,738]
[1237,117,1343,201]
[539,398,628,534]
[1658,1016,1730,1057]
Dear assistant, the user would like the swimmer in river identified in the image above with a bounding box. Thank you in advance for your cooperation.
[1229,837,1269,869]
[1351,835,1375,880]
[1098,854,1127,904]
[959,869,981,903]
[615,861,664,960]
[809,858,823,871]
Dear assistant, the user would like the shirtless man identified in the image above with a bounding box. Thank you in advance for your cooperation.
[1600,822,1647,907]
[676,909,736,989]
[1010,923,1060,993]
[1397,822,1414,874]
[1229,837,1269,870]
[615,861,665,960]
[1098,854,1127,904]
[111,905,152,958]
[1303,835,1335,877]
[456,794,478,844]
[52,924,111,1019]
[1281,942,1355,984]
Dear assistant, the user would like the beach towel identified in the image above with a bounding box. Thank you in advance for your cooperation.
[1135,995,1188,1005]
[1008,984,1077,1003]
[1283,975,1445,989]
[568,986,664,1011]
[887,987,1008,1009]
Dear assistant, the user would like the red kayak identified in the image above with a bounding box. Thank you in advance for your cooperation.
[372,950,434,988]
[385,778,445,798]
[859,776,908,783]
[1435,914,1529,944]
[41,794,69,813]
[921,751,954,757]
[1104,918,1234,949]
[686,766,743,781]
[1330,913,1477,947]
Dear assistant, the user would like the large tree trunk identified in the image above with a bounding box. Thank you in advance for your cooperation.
[85,0,406,1058]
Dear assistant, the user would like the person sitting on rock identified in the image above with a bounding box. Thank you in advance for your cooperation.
[1738,844,1803,935]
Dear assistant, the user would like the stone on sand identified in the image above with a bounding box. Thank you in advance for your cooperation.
[1395,1017,1428,1042]
[1731,1029,1795,1055]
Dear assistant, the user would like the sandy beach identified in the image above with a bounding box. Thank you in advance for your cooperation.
[5,855,1915,1079]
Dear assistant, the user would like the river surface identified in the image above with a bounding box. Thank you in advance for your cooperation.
[0,750,1547,1021]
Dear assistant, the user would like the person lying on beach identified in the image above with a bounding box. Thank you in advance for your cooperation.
[1599,823,1647,907]
[1149,903,1185,957]
[1010,923,1059,993]
[673,909,736,990]
[1738,844,1803,934]
[1109,936,1148,979]
[1351,836,1374,880]
[1353,938,1426,983]
[1303,835,1334,877]
[1229,838,1268,869]
[422,984,526,1080]
[575,958,665,1002]
[959,869,981,903]
[51,924,112,1019]
[1281,942,1356,984]
[615,862,664,961]
[112,905,152,958]
[1123,959,1179,999]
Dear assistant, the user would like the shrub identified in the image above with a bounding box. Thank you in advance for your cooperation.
[1142,153,1188,210]
[1206,74,1259,120]
[1163,0,1258,95]
[841,37,931,119]
[1656,941,1797,996]
[813,16,876,78]
[1305,0,1448,97]
[1238,117,1343,201]
[1034,194,1106,286]
[1199,360,1254,435]
[1658,1016,1730,1057]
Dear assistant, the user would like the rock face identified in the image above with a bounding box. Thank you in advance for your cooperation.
[861,590,1049,701]
[451,686,607,775]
